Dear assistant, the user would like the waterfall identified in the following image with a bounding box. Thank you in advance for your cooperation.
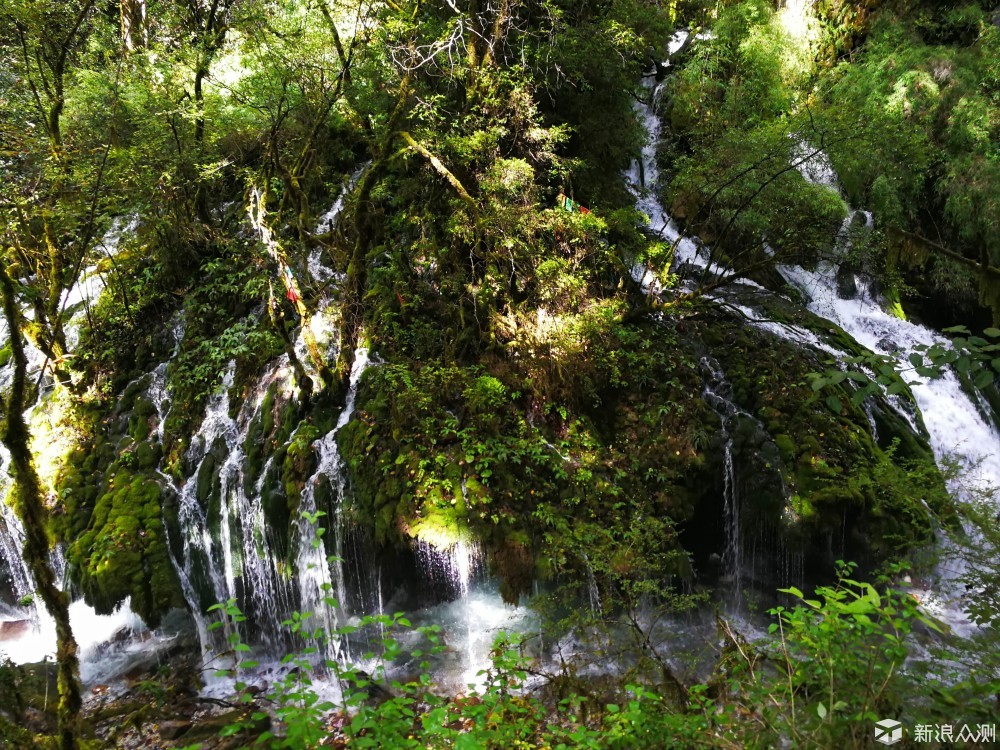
[776,260,1000,630]
[415,538,483,600]
[721,441,742,594]
[0,449,36,614]
[629,66,999,629]
[781,141,1000,629]
[165,356,320,664]
[413,539,531,691]
[295,347,371,662]
[165,361,240,665]
[310,165,368,285]
[582,554,602,616]
[148,313,186,443]
[627,56,760,297]
[0,219,155,673]
[61,216,138,350]
[700,357,755,597]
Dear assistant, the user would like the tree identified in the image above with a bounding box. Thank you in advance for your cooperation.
[0,268,83,749]
[0,3,116,746]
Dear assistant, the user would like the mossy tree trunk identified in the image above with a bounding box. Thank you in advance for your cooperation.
[0,266,82,750]
[336,69,414,392]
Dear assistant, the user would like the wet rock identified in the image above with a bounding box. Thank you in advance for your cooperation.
[836,265,858,300]
[877,337,901,354]
[159,719,193,740]
[0,619,30,640]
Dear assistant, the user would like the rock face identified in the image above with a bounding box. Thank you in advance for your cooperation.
[0,619,30,640]
[338,286,945,601]
[836,265,858,300]
[26,272,944,631]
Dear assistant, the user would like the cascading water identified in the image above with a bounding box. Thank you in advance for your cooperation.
[412,538,533,692]
[165,357,311,663]
[294,347,371,663]
[627,32,756,292]
[310,165,368,286]
[0,447,35,613]
[700,358,751,597]
[776,258,1000,631]
[629,49,999,630]
[165,361,240,665]
[778,141,1000,631]
[721,443,741,591]
[0,171,538,695]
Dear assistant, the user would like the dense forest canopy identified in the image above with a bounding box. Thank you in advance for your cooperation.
[1,0,999,747]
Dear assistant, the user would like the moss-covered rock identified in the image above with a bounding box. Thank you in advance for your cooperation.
[67,468,183,626]
[697,303,948,574]
[281,423,321,515]
[341,317,719,604]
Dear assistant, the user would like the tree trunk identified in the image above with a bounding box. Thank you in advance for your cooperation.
[121,0,147,51]
[0,265,82,750]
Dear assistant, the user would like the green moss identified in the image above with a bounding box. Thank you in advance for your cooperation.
[704,306,947,561]
[0,716,35,748]
[129,397,156,442]
[774,434,796,461]
[196,453,217,513]
[243,383,277,483]
[136,441,161,469]
[341,319,715,603]
[67,469,183,626]
[281,423,321,514]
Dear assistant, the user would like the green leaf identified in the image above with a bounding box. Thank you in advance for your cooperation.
[825,395,842,413]
[865,584,881,607]
[984,328,1000,338]
[908,352,923,368]
[817,702,827,719]
[975,370,994,389]
[778,586,804,599]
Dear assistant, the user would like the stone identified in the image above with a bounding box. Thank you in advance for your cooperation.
[835,265,858,300]
[0,619,30,641]
[158,719,193,740]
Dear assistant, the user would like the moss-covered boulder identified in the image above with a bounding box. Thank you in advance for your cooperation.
[340,317,719,604]
[695,301,949,575]
[66,467,184,626]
